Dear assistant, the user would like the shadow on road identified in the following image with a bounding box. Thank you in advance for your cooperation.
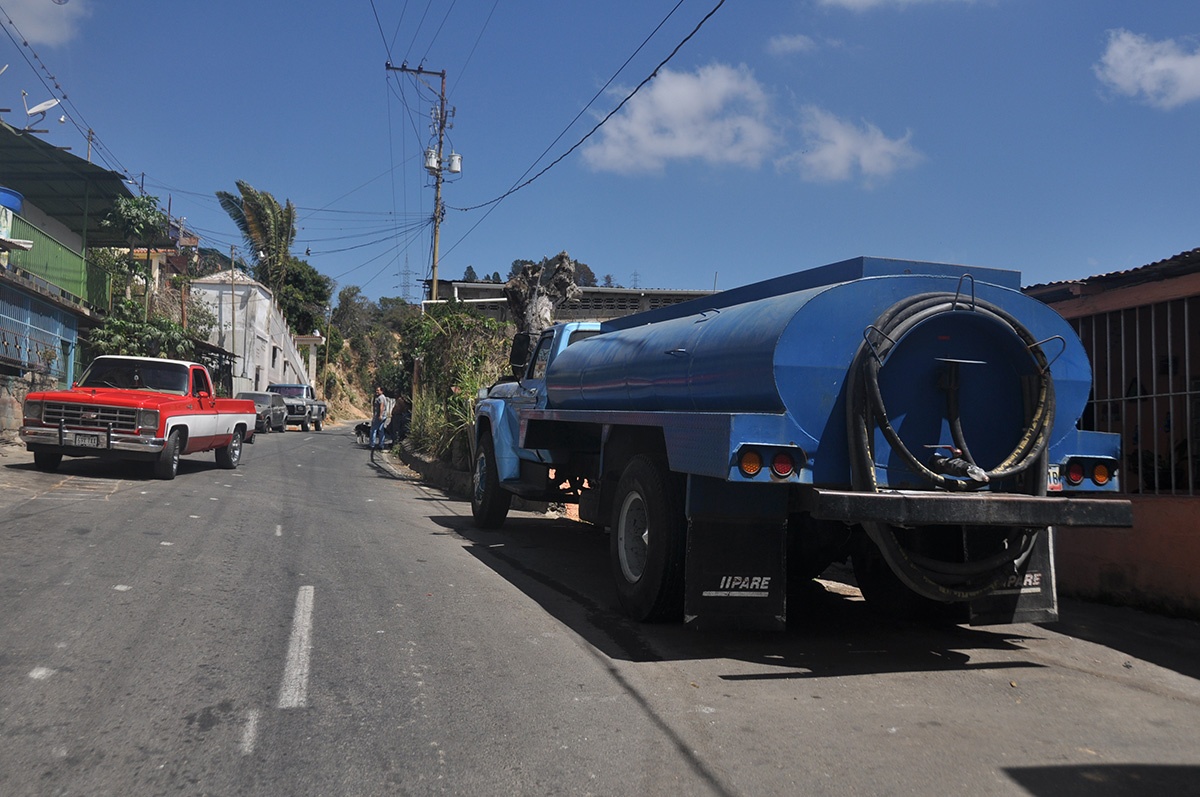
[429,511,1058,680]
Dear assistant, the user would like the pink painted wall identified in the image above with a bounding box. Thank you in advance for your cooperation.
[1056,496,1200,616]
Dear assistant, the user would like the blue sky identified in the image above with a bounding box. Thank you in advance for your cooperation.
[2,0,1199,302]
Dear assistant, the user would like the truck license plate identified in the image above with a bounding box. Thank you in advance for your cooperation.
[1047,464,1063,492]
[75,433,100,448]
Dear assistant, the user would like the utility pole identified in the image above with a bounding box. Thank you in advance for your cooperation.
[385,62,460,305]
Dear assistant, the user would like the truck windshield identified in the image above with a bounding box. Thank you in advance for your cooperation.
[271,386,305,397]
[77,359,189,395]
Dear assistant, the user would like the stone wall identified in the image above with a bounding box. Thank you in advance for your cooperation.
[0,371,54,443]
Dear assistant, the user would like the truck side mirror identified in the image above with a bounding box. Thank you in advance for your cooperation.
[509,332,533,376]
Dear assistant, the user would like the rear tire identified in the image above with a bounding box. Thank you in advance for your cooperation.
[609,455,687,622]
[33,451,62,472]
[155,430,181,480]
[216,428,244,469]
[471,435,512,528]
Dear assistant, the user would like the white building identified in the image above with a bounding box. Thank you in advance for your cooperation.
[190,269,319,395]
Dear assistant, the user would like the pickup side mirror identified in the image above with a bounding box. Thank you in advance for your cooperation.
[509,332,533,377]
[197,390,211,399]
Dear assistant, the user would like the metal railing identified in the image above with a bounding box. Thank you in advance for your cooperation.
[5,214,112,310]
[1074,296,1198,496]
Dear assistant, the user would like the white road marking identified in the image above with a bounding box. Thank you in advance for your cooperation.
[28,667,55,680]
[275,525,282,537]
[277,585,314,709]
[113,584,131,592]
[240,708,261,755]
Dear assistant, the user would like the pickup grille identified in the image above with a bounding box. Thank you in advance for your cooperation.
[43,402,138,433]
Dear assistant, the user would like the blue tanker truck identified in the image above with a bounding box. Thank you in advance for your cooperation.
[471,257,1133,630]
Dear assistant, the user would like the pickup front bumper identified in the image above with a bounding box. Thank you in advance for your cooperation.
[20,425,166,456]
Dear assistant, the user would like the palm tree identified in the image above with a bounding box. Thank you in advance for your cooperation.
[216,180,296,295]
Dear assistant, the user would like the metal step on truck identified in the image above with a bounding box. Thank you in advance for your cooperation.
[470,257,1133,630]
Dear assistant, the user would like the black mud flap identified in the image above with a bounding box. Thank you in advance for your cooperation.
[685,518,788,631]
[967,527,1058,626]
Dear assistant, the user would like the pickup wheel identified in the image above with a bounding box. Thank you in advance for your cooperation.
[610,455,686,622]
[33,451,62,472]
[301,416,311,432]
[471,434,511,528]
[216,428,244,469]
[154,430,181,480]
[314,418,323,431]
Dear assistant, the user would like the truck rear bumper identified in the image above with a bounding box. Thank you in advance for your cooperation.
[20,426,165,455]
[801,488,1133,528]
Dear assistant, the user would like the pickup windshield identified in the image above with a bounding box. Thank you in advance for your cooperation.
[270,386,307,398]
[77,359,189,395]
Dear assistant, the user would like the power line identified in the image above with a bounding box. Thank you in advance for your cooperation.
[448,0,722,216]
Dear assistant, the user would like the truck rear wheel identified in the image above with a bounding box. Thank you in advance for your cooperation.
[216,428,244,469]
[610,455,686,622]
[472,434,511,528]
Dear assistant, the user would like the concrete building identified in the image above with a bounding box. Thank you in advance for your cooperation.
[429,279,715,323]
[190,269,317,395]
[0,120,131,437]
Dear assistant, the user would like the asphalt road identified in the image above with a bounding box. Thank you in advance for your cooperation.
[1,427,1199,796]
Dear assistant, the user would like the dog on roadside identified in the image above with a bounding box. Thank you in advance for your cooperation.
[354,421,370,445]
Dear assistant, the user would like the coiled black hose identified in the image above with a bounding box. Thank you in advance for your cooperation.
[846,291,1054,602]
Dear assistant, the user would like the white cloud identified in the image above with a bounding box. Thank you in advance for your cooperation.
[767,34,818,56]
[1,0,89,47]
[581,63,780,175]
[1094,29,1200,110]
[778,106,923,185]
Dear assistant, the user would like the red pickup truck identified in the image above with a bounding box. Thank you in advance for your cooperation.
[19,355,257,480]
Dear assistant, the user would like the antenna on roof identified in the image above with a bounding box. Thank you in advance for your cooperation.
[21,89,61,130]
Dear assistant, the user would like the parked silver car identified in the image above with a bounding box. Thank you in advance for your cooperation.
[236,391,288,434]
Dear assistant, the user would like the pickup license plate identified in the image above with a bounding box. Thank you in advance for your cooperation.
[1047,464,1063,492]
[75,433,101,448]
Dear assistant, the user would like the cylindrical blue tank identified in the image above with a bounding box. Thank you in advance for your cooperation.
[546,271,1091,483]
[0,187,23,214]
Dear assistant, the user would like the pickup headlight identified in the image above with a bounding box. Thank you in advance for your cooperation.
[137,409,160,434]
[23,399,43,423]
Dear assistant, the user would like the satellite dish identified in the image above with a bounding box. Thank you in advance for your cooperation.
[21,89,61,129]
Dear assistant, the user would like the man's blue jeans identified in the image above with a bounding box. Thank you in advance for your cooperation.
[370,418,386,448]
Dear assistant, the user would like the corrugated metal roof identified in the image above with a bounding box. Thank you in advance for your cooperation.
[1025,247,1200,295]
[0,121,134,248]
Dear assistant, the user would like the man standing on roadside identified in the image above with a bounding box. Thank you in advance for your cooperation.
[370,386,389,450]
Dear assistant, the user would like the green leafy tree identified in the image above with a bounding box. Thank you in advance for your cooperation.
[274,256,333,335]
[463,265,478,282]
[100,195,168,308]
[215,180,297,295]
[575,261,598,287]
[332,285,378,338]
[86,298,194,360]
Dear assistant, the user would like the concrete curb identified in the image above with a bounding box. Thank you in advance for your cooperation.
[394,441,472,498]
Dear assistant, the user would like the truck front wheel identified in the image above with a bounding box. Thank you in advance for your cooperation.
[301,416,311,432]
[472,434,511,528]
[314,417,323,431]
[610,455,686,622]
[155,430,181,480]
[33,451,62,472]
